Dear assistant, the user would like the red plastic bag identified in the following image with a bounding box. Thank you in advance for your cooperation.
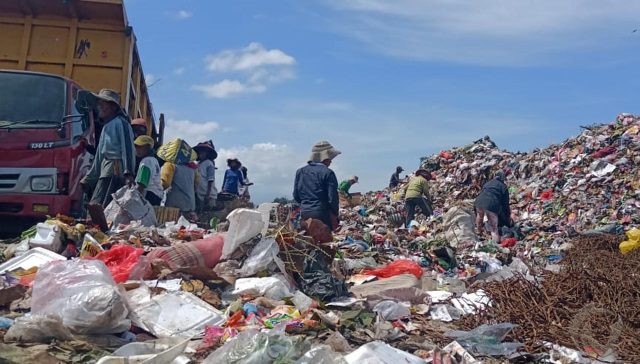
[93,244,144,283]
[539,189,553,201]
[500,237,517,248]
[363,259,423,279]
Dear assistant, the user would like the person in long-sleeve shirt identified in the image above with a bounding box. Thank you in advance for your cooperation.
[389,166,404,189]
[401,169,433,227]
[474,170,511,242]
[338,176,358,198]
[80,89,135,207]
[222,158,246,196]
[293,141,341,230]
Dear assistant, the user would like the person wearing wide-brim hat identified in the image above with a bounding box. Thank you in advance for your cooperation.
[401,169,434,228]
[221,157,246,196]
[194,140,218,210]
[80,89,136,207]
[293,141,342,231]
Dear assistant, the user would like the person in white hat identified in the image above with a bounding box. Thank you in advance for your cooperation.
[80,89,135,207]
[293,141,342,230]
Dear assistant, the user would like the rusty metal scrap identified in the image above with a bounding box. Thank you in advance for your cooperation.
[461,234,640,362]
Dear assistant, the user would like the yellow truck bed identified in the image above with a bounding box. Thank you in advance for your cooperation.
[0,0,160,139]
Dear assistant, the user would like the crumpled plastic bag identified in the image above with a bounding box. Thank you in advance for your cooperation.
[204,329,306,364]
[297,250,347,302]
[445,323,523,356]
[363,259,423,279]
[232,276,292,300]
[93,244,144,283]
[30,260,130,334]
[104,186,157,228]
[222,209,265,260]
[236,238,279,277]
[4,314,74,343]
[372,300,411,321]
[620,228,640,255]
[295,345,347,364]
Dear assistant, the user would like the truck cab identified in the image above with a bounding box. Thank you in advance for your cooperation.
[0,70,96,221]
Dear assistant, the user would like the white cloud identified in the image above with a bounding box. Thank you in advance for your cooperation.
[323,0,640,66]
[204,42,295,72]
[176,10,193,20]
[194,43,296,99]
[192,79,266,99]
[174,67,185,76]
[163,118,220,146]
[217,143,300,202]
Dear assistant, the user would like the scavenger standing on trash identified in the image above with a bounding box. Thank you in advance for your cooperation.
[133,135,163,206]
[389,166,404,189]
[222,158,246,196]
[194,140,218,211]
[402,169,433,227]
[80,89,135,207]
[293,141,341,230]
[474,170,511,243]
[160,141,199,220]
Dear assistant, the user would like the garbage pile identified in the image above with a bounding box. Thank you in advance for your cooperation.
[0,113,640,363]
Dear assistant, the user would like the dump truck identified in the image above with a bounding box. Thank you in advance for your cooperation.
[0,0,163,233]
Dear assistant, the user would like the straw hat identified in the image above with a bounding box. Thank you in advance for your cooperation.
[134,135,154,148]
[309,141,341,163]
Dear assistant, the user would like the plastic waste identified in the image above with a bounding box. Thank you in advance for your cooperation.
[222,209,265,259]
[95,337,191,364]
[372,300,411,321]
[0,317,14,329]
[430,304,463,322]
[104,186,157,228]
[297,250,347,302]
[292,290,314,312]
[204,329,305,364]
[30,260,130,334]
[236,238,279,277]
[28,222,62,253]
[450,289,491,315]
[445,323,523,356]
[4,314,74,343]
[620,228,640,255]
[295,345,347,364]
[344,341,424,364]
[442,204,478,247]
[363,259,423,279]
[93,244,144,283]
[79,233,105,258]
[232,276,292,300]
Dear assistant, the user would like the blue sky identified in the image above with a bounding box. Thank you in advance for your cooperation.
[125,0,640,203]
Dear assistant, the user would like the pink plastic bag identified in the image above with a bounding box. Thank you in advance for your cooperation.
[93,244,144,283]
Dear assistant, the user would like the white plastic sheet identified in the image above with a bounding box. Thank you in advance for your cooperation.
[222,209,265,259]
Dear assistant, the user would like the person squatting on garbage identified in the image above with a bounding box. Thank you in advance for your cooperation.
[133,136,163,206]
[293,141,341,230]
[161,146,199,220]
[402,169,433,227]
[474,170,511,243]
[222,158,247,196]
[338,176,359,198]
[80,89,135,207]
[389,166,404,189]
[193,140,218,211]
